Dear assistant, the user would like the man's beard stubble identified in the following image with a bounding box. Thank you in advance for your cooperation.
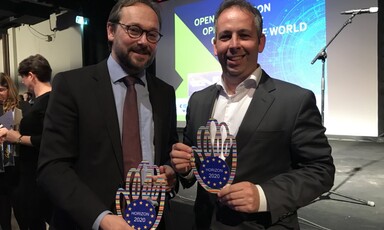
[118,46,155,75]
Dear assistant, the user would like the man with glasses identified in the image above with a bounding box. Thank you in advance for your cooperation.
[37,0,178,229]
[113,23,163,44]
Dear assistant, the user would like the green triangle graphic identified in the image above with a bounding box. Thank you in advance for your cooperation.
[174,13,220,99]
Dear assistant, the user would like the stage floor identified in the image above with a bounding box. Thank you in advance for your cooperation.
[170,139,384,230]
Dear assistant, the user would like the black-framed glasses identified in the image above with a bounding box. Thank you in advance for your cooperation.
[115,22,163,43]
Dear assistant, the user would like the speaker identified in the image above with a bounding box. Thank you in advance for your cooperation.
[56,10,77,31]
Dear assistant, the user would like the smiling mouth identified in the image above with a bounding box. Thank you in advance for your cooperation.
[131,52,150,62]
[228,54,245,61]
[133,50,148,56]
[227,55,245,65]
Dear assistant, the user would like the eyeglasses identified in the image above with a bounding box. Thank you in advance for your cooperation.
[0,87,8,92]
[115,22,163,43]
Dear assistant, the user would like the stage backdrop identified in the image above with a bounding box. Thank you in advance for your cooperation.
[156,0,379,137]
[1,0,378,137]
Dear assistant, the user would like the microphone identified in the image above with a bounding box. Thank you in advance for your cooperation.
[341,7,378,15]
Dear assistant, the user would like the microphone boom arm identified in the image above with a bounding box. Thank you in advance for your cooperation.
[311,12,358,65]
[311,12,359,125]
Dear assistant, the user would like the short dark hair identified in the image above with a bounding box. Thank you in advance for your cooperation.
[18,54,52,83]
[107,0,162,49]
[214,0,263,38]
[108,0,161,28]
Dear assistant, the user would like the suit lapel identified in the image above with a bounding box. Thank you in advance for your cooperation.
[202,86,219,121]
[186,85,219,146]
[236,71,275,145]
[94,61,125,179]
[146,73,160,165]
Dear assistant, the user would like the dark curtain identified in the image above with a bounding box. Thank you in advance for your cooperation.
[82,0,115,66]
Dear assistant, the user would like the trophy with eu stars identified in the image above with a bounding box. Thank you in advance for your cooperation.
[116,161,166,229]
[191,118,237,193]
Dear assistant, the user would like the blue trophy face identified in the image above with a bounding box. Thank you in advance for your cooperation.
[199,156,230,189]
[125,199,156,229]
[116,162,166,229]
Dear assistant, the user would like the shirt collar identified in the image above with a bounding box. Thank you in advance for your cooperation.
[216,65,262,93]
[107,55,147,86]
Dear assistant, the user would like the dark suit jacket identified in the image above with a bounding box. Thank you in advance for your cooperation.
[181,71,335,229]
[37,60,178,229]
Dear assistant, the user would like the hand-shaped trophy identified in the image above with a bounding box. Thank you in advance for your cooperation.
[116,161,166,229]
[191,118,237,193]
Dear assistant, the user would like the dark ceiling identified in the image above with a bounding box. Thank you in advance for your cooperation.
[0,0,167,33]
[0,0,84,33]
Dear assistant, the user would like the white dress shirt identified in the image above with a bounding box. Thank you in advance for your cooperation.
[212,66,267,212]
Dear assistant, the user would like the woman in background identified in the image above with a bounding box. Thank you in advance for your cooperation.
[22,91,34,105]
[19,93,31,115]
[0,72,23,230]
[4,54,52,230]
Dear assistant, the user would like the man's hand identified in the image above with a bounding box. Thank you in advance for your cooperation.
[4,129,19,143]
[0,127,8,143]
[100,214,134,230]
[217,182,260,213]
[158,165,176,192]
[170,143,194,175]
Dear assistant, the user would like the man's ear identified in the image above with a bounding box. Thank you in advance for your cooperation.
[213,38,218,56]
[258,34,266,53]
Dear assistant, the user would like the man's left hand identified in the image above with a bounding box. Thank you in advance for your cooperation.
[217,182,260,213]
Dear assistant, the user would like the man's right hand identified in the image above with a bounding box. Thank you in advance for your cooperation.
[170,143,194,175]
[100,215,134,230]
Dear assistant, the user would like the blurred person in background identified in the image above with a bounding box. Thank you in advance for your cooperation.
[22,91,34,105]
[4,54,52,230]
[0,72,24,230]
[18,93,31,116]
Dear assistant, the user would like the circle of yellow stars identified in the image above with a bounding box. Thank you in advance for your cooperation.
[126,200,156,230]
[199,157,229,188]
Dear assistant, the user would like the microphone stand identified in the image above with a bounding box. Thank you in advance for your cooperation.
[302,12,375,230]
[311,12,359,124]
